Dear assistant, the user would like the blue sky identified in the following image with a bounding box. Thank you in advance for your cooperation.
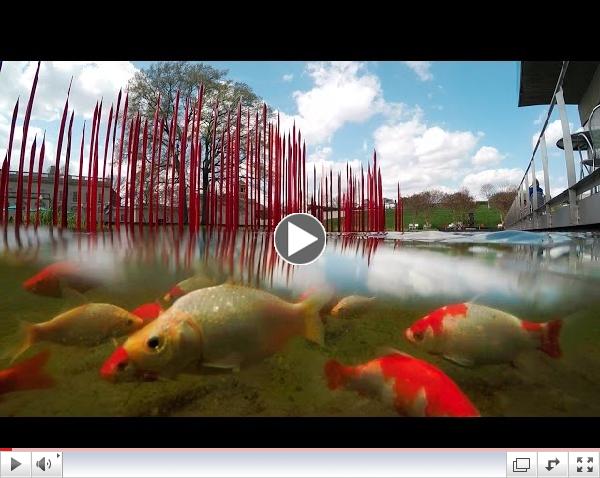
[1,61,580,199]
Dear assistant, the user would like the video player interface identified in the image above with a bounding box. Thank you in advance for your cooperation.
[0,450,599,478]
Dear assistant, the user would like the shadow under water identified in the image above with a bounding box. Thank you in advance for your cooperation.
[1,225,600,416]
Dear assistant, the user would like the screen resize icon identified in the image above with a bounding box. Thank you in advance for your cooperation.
[514,458,531,472]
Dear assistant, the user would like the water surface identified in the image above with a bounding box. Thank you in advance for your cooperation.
[1,226,599,416]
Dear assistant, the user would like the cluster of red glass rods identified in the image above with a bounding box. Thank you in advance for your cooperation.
[0,62,404,233]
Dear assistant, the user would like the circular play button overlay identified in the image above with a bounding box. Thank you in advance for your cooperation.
[274,213,327,266]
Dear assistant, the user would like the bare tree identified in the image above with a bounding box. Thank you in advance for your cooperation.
[489,185,518,223]
[444,188,475,225]
[123,62,267,224]
[480,183,496,209]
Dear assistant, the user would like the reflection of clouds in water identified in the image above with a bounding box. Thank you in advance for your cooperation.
[270,244,371,296]
[364,245,587,317]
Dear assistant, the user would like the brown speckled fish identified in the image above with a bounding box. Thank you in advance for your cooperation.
[101,284,330,381]
[10,303,144,362]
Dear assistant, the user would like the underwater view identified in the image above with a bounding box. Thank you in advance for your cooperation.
[1,226,600,417]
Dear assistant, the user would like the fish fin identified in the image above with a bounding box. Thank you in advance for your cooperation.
[540,319,562,358]
[202,353,242,372]
[9,349,55,391]
[443,354,475,367]
[467,293,484,305]
[62,286,89,306]
[8,321,38,364]
[299,289,333,346]
[407,387,428,417]
[376,346,414,359]
[324,359,348,390]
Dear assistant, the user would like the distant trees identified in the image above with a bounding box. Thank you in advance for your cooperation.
[489,184,518,223]
[403,184,516,224]
[443,188,475,224]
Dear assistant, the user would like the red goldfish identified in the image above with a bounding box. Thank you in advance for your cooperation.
[0,350,55,395]
[404,302,562,367]
[325,351,479,417]
[22,261,101,298]
[131,302,164,325]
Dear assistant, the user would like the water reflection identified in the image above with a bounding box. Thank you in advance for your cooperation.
[2,226,600,322]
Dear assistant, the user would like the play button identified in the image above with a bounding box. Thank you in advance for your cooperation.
[11,458,21,472]
[274,213,326,265]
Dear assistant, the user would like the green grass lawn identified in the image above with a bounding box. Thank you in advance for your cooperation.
[397,203,502,230]
[326,203,502,231]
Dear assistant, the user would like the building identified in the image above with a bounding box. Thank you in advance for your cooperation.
[505,61,600,230]
[4,166,114,222]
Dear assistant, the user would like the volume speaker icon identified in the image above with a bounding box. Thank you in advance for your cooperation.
[36,457,51,471]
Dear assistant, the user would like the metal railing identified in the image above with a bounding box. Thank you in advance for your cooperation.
[504,61,600,230]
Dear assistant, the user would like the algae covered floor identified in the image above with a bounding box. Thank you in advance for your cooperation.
[1,227,600,416]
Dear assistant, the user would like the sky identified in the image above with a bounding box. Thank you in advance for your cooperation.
[0,61,581,200]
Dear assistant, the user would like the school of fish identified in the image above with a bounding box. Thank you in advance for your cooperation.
[0,259,566,417]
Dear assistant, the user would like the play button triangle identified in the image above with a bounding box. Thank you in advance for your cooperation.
[288,221,318,256]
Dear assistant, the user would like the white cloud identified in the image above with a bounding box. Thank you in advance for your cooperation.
[282,73,294,82]
[461,168,524,199]
[305,146,361,191]
[0,61,137,173]
[0,61,137,122]
[404,61,433,81]
[373,109,481,196]
[279,62,400,145]
[531,119,573,150]
[472,146,505,167]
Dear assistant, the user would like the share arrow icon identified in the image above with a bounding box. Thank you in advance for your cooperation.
[546,458,560,471]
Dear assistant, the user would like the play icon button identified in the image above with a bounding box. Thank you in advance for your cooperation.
[274,213,326,265]
[11,458,21,472]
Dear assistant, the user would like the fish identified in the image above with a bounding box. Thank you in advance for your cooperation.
[330,295,376,319]
[0,350,55,395]
[162,273,222,304]
[22,261,101,298]
[131,302,164,325]
[100,284,330,382]
[324,351,479,417]
[404,302,563,367]
[9,303,144,363]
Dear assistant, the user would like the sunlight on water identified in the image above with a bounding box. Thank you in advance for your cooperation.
[1,226,600,417]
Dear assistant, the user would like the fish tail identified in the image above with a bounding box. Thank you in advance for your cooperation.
[10,349,55,391]
[540,319,562,358]
[9,321,38,364]
[299,290,332,346]
[324,359,349,390]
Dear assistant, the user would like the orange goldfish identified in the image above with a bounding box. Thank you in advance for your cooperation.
[330,295,376,319]
[101,284,330,381]
[162,273,224,304]
[10,303,144,362]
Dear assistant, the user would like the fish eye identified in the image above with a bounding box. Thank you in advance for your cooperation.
[413,331,425,341]
[147,336,161,350]
[117,361,128,371]
[127,319,133,325]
